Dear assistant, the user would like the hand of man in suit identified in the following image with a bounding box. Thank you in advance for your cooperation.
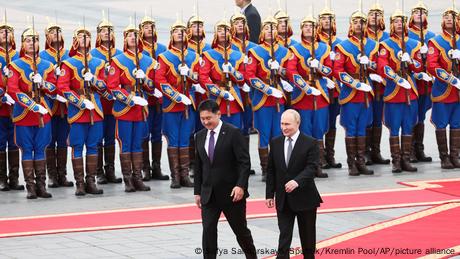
[265,199,274,208]
[285,180,299,193]
[231,186,244,202]
[195,195,201,209]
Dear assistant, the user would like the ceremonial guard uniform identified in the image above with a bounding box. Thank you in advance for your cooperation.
[284,13,334,178]
[378,8,430,173]
[199,20,245,129]
[317,4,343,169]
[427,7,460,169]
[8,27,57,199]
[0,21,22,191]
[156,19,198,188]
[408,1,436,163]
[90,15,123,184]
[107,22,155,192]
[246,16,289,181]
[364,2,391,165]
[139,15,169,181]
[39,21,73,188]
[334,10,378,176]
[58,26,108,195]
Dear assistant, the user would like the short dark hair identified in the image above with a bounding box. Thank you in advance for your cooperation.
[198,99,220,114]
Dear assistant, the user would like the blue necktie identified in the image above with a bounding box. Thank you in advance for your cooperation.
[208,131,215,162]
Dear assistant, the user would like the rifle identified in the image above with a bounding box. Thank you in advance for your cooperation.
[400,12,411,106]
[3,10,11,117]
[149,9,160,113]
[359,18,369,108]
[241,18,249,106]
[373,11,381,101]
[223,25,231,117]
[55,18,65,118]
[452,10,460,102]
[417,8,429,95]
[107,9,113,68]
[83,17,94,125]
[32,17,44,128]
[309,22,318,111]
[283,16,291,106]
[327,14,334,104]
[134,14,147,121]
[269,22,281,112]
[180,29,189,119]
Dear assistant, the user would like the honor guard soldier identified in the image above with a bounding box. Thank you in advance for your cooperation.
[317,2,343,170]
[284,12,335,178]
[378,7,431,173]
[8,26,57,199]
[408,1,436,163]
[107,20,156,192]
[138,15,169,182]
[274,9,298,47]
[156,18,199,188]
[39,19,73,188]
[58,25,109,196]
[199,19,245,129]
[333,9,379,176]
[90,12,123,185]
[0,18,22,191]
[246,16,290,181]
[364,1,391,165]
[427,6,460,169]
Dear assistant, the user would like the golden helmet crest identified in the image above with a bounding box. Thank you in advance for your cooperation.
[319,6,335,18]
[73,25,91,38]
[97,10,113,32]
[262,16,278,27]
[123,19,138,35]
[21,27,39,42]
[390,8,408,23]
[0,21,13,32]
[214,19,231,31]
[412,1,428,14]
[442,6,459,17]
[369,1,384,13]
[300,15,317,28]
[187,15,204,28]
[274,9,289,20]
[350,10,367,23]
[45,17,61,34]
[230,12,246,24]
[140,15,155,27]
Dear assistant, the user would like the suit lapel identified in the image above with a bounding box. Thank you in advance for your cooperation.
[287,134,305,170]
[281,137,288,171]
[197,130,210,164]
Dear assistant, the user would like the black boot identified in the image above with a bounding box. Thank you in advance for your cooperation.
[72,158,86,196]
[104,145,122,183]
[390,136,402,173]
[56,147,73,187]
[401,135,417,172]
[85,155,104,194]
[96,146,107,184]
[35,160,52,198]
[120,153,135,192]
[22,160,37,199]
[151,141,169,180]
[7,149,24,190]
[167,148,181,189]
[0,151,9,191]
[132,152,151,191]
[324,129,342,169]
[46,147,59,188]
[141,140,152,181]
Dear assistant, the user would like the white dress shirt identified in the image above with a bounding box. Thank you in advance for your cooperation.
[240,2,251,14]
[205,120,223,156]
[284,130,300,165]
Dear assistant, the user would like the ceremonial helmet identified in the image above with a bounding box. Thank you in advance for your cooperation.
[368,0,386,31]
[69,24,90,57]
[258,16,278,44]
[230,11,250,40]
[409,1,429,29]
[169,15,188,49]
[187,14,206,41]
[44,17,64,51]
[441,4,459,31]
[96,10,115,49]
[274,9,293,39]
[299,6,317,42]
[211,19,231,48]
[139,14,158,43]
[348,10,367,38]
[0,16,16,50]
[389,6,408,37]
[317,0,336,36]
[20,26,39,57]
[123,17,143,52]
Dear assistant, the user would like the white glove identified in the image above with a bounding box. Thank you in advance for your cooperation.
[401,52,412,63]
[420,44,428,55]
[369,73,384,83]
[179,94,192,105]
[224,91,235,101]
[222,63,234,73]
[418,72,432,82]
[105,63,112,73]
[56,94,67,103]
[357,82,372,92]
[198,57,204,67]
[268,59,280,70]
[54,65,61,76]
[359,55,370,65]
[397,78,412,89]
[152,60,160,70]
[3,93,15,105]
[83,71,94,82]
[452,77,460,90]
[83,99,95,110]
[243,55,249,64]
[2,66,9,76]
[132,95,148,106]
[135,69,146,79]
[323,77,336,89]
[329,51,336,61]
[179,64,190,76]
[452,49,460,60]
[309,59,320,69]
[269,87,283,98]
[32,73,43,84]
[280,79,293,92]
[192,83,206,94]
[153,88,163,98]
[307,87,321,96]
[241,83,251,93]
[35,104,48,115]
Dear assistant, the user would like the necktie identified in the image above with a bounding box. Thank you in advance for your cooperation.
[286,137,293,166]
[208,130,215,162]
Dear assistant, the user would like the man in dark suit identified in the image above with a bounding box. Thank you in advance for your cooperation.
[194,100,257,259]
[234,0,261,43]
[266,109,323,259]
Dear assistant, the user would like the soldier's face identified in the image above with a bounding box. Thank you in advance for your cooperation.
[216,26,228,43]
[77,32,91,48]
[367,11,383,26]
[277,19,287,34]
[172,29,184,42]
[301,23,314,38]
[142,23,155,38]
[393,18,403,34]
[263,24,277,41]
[233,19,245,34]
[99,27,111,42]
[23,36,39,54]
[47,28,62,43]
[352,19,363,34]
[412,10,427,24]
[200,110,221,130]
[190,23,203,37]
[125,31,137,48]
[0,28,12,44]
[443,13,454,29]
[320,16,331,30]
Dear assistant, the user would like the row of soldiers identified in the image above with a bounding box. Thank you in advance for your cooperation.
[1,1,459,199]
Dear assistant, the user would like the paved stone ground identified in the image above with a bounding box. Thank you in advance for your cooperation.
[2,1,460,258]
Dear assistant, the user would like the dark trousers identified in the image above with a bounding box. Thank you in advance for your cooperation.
[201,197,257,259]
[276,203,317,259]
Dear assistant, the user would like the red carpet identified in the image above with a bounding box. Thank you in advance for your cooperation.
[400,178,460,197]
[1,181,460,238]
[282,203,460,259]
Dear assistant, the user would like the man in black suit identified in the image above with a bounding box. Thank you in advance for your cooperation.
[234,0,261,43]
[194,100,257,259]
[266,109,323,259]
